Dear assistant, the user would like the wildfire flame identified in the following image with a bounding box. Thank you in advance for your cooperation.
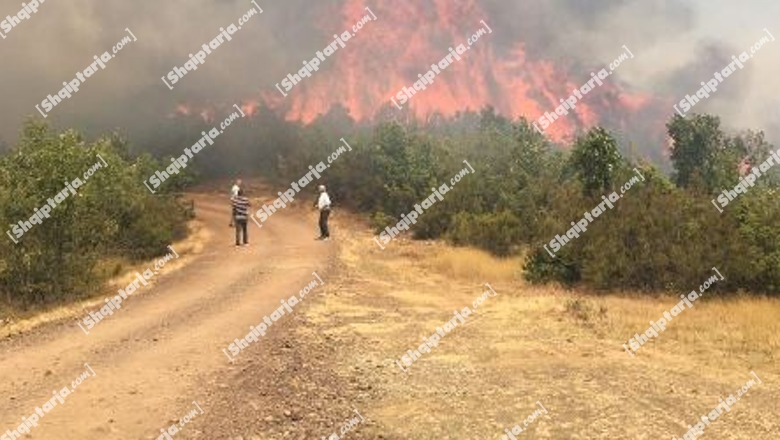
[176,0,661,144]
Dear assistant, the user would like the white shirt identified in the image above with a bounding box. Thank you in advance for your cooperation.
[317,192,331,210]
[230,184,240,200]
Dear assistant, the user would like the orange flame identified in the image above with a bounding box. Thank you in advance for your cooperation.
[259,0,655,143]
[176,0,657,145]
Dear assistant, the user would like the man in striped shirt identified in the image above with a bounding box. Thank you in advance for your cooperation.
[232,188,250,246]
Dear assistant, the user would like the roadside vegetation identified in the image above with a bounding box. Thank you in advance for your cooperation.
[0,120,192,309]
[173,105,774,294]
[5,103,778,307]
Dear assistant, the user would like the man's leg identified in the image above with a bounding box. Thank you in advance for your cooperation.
[241,220,248,244]
[234,220,241,246]
[318,210,326,238]
[323,210,330,238]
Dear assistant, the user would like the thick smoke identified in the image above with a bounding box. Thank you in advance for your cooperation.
[0,0,777,153]
[0,0,339,143]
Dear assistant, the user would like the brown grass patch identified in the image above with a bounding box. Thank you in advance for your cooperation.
[295,211,780,439]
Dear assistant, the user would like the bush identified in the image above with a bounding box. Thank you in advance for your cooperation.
[0,121,190,306]
[170,102,780,296]
[449,211,522,256]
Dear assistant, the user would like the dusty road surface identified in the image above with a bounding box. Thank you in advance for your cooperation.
[0,192,334,440]
[190,215,780,440]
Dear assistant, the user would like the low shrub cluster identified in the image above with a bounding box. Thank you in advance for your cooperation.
[0,121,191,305]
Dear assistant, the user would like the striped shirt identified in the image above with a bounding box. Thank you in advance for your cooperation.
[232,196,250,221]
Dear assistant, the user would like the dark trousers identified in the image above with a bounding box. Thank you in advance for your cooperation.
[235,219,248,245]
[319,209,330,238]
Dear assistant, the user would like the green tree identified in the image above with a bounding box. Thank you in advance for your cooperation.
[0,120,189,305]
[668,114,725,191]
[569,127,623,197]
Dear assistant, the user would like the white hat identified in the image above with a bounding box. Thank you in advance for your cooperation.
[318,185,326,192]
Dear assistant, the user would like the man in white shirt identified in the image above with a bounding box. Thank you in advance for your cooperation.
[316,185,331,240]
[229,178,242,227]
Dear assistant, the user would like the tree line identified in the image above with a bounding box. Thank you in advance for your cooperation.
[4,103,778,304]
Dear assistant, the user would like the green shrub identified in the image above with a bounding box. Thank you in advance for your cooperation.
[0,121,190,306]
[449,211,522,256]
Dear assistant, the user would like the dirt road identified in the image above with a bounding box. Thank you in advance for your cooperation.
[0,193,333,440]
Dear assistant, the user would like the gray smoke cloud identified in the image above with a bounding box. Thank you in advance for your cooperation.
[0,0,777,153]
[0,0,339,143]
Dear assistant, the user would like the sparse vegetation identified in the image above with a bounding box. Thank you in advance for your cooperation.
[0,120,191,306]
[9,104,776,301]
[171,104,778,294]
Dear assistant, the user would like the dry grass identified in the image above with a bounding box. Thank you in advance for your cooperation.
[424,246,525,284]
[297,213,780,439]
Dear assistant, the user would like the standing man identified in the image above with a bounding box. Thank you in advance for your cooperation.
[229,178,242,227]
[316,185,331,241]
[232,188,250,246]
